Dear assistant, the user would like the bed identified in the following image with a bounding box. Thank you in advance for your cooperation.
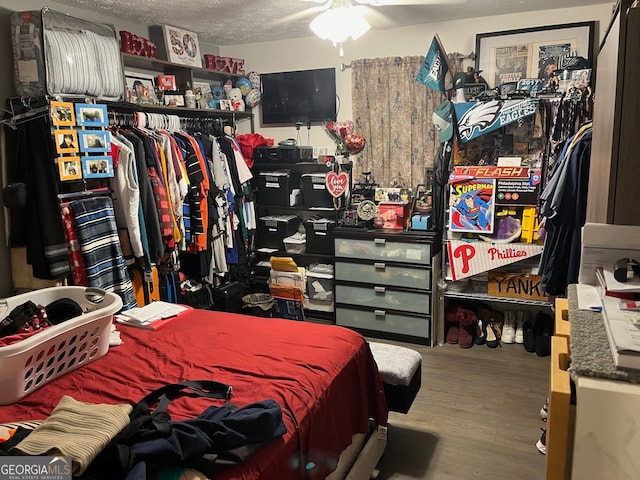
[0,288,389,479]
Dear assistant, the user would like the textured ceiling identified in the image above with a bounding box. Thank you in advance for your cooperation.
[53,0,610,46]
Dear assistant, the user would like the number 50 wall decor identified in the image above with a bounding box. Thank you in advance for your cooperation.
[161,25,202,68]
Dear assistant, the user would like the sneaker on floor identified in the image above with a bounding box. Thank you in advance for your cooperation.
[540,398,549,422]
[536,428,547,455]
[515,310,528,344]
[502,310,516,343]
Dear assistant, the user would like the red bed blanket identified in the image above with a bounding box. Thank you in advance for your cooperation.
[0,310,388,479]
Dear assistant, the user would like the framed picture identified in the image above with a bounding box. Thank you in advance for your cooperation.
[162,25,202,68]
[78,130,111,153]
[54,129,79,154]
[50,101,75,127]
[82,156,114,179]
[75,103,108,127]
[124,72,160,105]
[193,81,213,109]
[219,99,232,111]
[58,156,82,181]
[475,22,595,89]
[163,92,185,107]
[125,72,155,91]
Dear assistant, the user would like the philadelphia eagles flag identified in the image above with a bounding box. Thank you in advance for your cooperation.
[416,34,452,94]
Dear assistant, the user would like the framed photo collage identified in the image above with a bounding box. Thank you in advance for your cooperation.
[51,101,113,182]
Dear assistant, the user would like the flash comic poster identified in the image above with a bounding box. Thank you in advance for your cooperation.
[449,179,496,234]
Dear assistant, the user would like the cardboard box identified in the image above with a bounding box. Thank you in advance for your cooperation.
[487,272,547,301]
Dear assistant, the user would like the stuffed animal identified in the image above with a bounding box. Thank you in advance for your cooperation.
[227,87,245,112]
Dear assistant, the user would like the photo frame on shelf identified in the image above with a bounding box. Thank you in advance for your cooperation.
[82,156,114,179]
[163,92,185,107]
[58,156,82,181]
[78,130,111,153]
[54,129,79,154]
[125,72,159,105]
[125,72,155,91]
[219,99,232,111]
[475,21,595,89]
[162,25,202,68]
[75,103,108,127]
[50,101,75,127]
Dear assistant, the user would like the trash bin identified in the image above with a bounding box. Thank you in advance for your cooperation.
[242,293,275,318]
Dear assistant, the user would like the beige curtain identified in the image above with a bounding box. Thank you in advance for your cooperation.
[350,53,464,189]
[350,56,441,189]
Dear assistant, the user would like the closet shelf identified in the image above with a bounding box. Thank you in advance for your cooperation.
[121,53,247,81]
[105,100,252,119]
[444,290,551,307]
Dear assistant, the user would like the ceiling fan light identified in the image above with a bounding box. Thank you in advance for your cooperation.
[309,4,371,44]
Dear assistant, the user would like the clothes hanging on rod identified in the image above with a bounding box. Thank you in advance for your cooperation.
[67,195,138,310]
[537,122,593,297]
[10,114,70,279]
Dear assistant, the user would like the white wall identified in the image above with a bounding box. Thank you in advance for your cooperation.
[221,4,613,150]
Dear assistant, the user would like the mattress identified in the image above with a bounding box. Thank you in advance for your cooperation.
[0,310,388,479]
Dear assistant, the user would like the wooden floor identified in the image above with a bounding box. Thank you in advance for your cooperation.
[369,338,550,480]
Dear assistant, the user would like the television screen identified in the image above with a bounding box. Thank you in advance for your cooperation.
[260,68,337,125]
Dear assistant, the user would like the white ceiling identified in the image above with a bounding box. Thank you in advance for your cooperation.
[53,0,610,46]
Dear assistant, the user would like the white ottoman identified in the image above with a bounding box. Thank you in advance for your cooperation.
[368,342,422,414]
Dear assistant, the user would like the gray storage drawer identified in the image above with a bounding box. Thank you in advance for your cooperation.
[335,284,430,314]
[334,237,430,265]
[336,306,430,340]
[335,261,431,289]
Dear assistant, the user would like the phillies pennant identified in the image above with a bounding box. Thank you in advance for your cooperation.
[415,34,451,94]
[447,240,543,281]
[454,98,539,143]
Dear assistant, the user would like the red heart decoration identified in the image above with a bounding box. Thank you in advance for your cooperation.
[333,120,354,137]
[326,171,349,198]
[345,134,366,154]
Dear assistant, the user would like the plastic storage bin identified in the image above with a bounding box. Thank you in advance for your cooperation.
[0,287,123,405]
[307,264,334,301]
[257,171,300,206]
[283,233,306,254]
[304,217,336,255]
[301,173,334,208]
[257,215,301,249]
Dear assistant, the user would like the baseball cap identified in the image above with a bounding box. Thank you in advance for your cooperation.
[453,72,466,89]
[432,101,454,143]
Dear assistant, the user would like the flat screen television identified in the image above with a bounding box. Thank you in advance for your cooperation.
[260,68,337,125]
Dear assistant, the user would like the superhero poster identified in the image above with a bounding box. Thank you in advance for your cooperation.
[449,179,496,234]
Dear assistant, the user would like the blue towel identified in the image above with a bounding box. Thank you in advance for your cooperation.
[69,197,137,310]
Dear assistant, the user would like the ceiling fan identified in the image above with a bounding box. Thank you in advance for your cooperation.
[290,0,465,55]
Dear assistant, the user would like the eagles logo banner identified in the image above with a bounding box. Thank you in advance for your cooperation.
[416,34,451,94]
[454,98,539,143]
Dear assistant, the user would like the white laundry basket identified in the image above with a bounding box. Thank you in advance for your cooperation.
[0,286,122,405]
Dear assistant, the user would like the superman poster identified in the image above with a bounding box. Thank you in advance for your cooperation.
[449,179,496,234]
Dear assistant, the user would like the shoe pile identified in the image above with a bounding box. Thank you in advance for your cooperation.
[445,304,554,356]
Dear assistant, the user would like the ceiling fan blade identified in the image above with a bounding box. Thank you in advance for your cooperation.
[273,2,331,26]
